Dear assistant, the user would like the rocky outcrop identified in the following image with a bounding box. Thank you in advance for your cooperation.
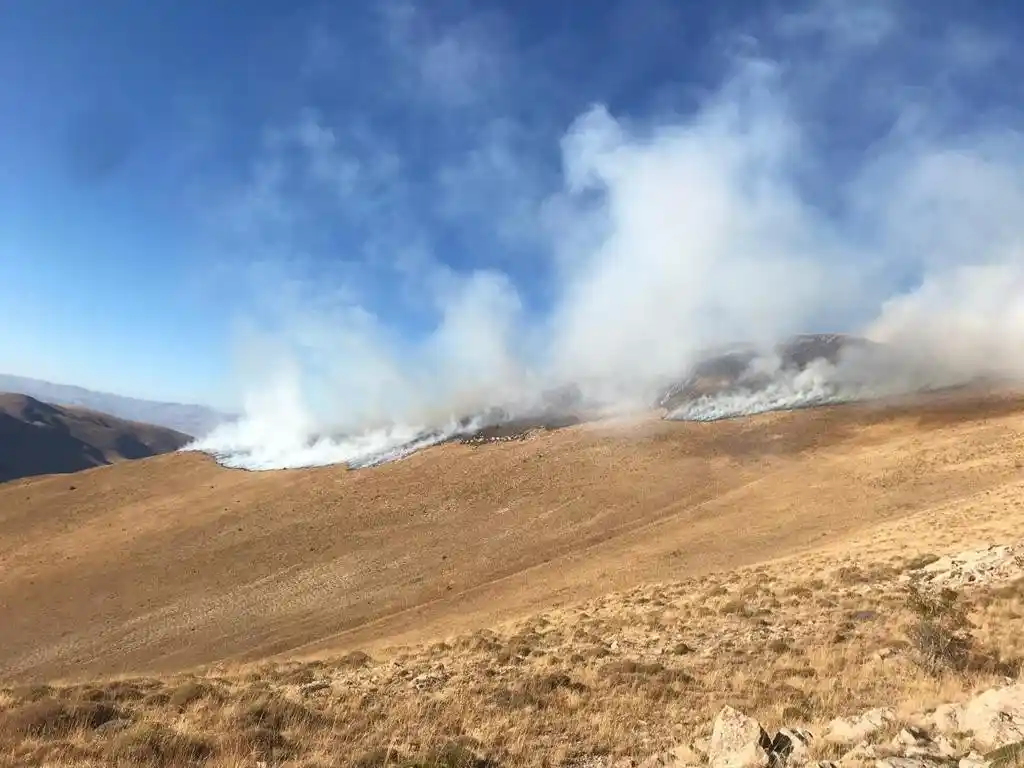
[927,684,1024,751]
[822,708,896,746]
[635,688,1024,768]
[901,544,1024,591]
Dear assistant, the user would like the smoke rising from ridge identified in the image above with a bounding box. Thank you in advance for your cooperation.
[192,1,1024,470]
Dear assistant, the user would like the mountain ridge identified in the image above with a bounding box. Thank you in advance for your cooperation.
[0,392,192,483]
[0,373,231,437]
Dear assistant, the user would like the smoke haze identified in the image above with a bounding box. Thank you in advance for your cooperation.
[190,1,1024,470]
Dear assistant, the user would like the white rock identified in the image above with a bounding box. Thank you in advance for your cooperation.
[825,709,897,746]
[929,683,1024,750]
[842,741,880,764]
[958,752,991,768]
[709,706,773,768]
[892,727,931,748]
[931,735,961,759]
[907,543,1023,590]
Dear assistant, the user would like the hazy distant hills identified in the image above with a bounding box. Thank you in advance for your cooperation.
[0,393,192,483]
[0,374,230,437]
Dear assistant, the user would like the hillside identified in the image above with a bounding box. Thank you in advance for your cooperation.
[0,374,229,437]
[1,388,1022,766]
[0,393,191,484]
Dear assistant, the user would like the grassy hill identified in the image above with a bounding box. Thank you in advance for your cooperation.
[0,389,1022,766]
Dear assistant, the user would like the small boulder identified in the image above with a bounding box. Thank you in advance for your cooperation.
[930,684,1024,750]
[890,727,947,758]
[709,706,773,768]
[958,752,991,768]
[842,740,880,764]
[824,708,896,746]
[771,728,814,768]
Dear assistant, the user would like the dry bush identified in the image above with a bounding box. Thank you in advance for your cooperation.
[905,585,974,674]
[108,721,213,766]
[985,741,1024,768]
[167,681,211,710]
[234,691,324,731]
[0,698,119,738]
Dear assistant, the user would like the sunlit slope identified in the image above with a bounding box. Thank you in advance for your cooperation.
[1,390,1023,683]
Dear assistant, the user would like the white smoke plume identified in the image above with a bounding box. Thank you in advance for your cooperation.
[190,0,1024,470]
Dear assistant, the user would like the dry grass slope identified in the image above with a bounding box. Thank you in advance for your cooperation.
[1,389,1023,766]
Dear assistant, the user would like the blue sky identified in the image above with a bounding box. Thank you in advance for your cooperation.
[2,0,1024,412]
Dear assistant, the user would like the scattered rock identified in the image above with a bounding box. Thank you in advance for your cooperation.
[892,727,932,749]
[842,740,881,764]
[958,752,991,768]
[903,544,1023,590]
[931,736,961,759]
[929,684,1024,750]
[886,728,952,760]
[709,707,773,768]
[771,728,813,767]
[824,708,896,746]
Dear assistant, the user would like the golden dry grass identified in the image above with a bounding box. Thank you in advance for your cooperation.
[1,559,1021,766]
[1,389,1023,766]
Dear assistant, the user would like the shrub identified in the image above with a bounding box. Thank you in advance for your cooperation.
[905,584,974,674]
[108,722,213,766]
[0,698,119,737]
[167,681,209,710]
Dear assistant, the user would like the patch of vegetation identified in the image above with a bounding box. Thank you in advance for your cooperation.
[598,659,691,686]
[108,722,213,767]
[0,698,119,737]
[354,741,497,768]
[493,672,588,710]
[167,681,210,710]
[339,650,373,668]
[235,693,323,731]
[905,585,974,674]
[223,725,288,760]
[985,741,1024,768]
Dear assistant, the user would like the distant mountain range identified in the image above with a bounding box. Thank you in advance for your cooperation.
[0,393,192,483]
[0,374,231,437]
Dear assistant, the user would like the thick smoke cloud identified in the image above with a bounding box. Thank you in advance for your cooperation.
[191,1,1024,470]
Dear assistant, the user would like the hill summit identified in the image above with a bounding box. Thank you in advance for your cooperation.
[0,393,191,483]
